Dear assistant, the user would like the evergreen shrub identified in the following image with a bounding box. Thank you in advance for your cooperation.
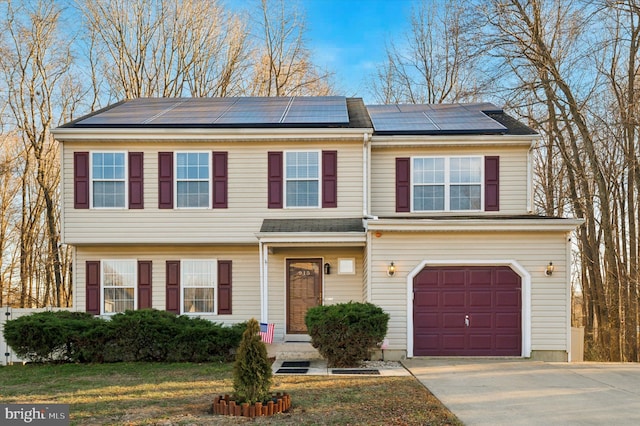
[305,302,389,367]
[232,318,273,404]
[3,309,245,363]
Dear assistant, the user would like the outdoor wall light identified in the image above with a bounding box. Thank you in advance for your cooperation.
[324,263,331,275]
[545,262,554,276]
[387,262,396,277]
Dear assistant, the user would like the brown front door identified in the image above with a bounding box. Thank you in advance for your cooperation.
[287,258,322,334]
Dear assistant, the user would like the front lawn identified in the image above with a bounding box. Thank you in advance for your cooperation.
[0,362,461,425]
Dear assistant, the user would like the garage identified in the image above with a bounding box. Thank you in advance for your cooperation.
[413,265,521,356]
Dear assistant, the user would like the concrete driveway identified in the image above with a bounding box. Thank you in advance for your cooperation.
[402,359,640,425]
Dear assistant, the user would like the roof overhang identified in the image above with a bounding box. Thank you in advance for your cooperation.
[370,134,539,148]
[256,217,366,245]
[51,127,373,142]
[366,217,584,233]
[255,233,366,246]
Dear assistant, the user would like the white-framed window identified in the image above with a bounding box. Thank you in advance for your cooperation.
[181,259,217,314]
[176,152,210,208]
[412,156,483,211]
[91,152,126,208]
[102,259,136,314]
[285,151,320,208]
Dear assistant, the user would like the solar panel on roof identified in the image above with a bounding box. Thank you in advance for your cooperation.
[367,102,507,134]
[283,96,349,124]
[73,96,350,127]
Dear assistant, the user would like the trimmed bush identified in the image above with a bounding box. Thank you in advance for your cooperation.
[3,309,245,363]
[305,302,389,367]
[107,309,180,361]
[173,317,245,363]
[233,318,273,404]
[2,311,99,363]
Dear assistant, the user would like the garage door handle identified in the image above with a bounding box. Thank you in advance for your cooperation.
[465,315,470,327]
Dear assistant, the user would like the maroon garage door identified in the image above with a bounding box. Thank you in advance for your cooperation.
[413,266,521,356]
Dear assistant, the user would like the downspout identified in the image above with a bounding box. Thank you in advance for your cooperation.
[259,241,268,323]
[362,132,374,303]
[527,138,538,213]
[362,132,372,217]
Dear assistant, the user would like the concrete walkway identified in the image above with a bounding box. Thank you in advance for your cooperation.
[402,359,640,426]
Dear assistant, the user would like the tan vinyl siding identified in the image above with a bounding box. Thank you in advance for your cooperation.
[62,141,364,244]
[368,230,569,353]
[370,145,530,216]
[265,247,364,342]
[74,245,259,324]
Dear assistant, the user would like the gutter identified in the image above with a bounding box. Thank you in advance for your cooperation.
[366,217,584,233]
[370,133,540,148]
[51,127,373,142]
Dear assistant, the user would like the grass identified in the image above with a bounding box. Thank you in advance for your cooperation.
[0,362,462,425]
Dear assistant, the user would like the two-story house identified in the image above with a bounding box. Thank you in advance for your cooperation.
[52,97,581,361]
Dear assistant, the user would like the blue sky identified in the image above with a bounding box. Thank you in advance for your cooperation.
[301,0,417,101]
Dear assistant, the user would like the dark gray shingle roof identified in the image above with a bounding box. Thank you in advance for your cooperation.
[260,218,364,233]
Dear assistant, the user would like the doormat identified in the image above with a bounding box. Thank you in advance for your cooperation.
[280,361,311,368]
[331,369,380,375]
[276,368,309,374]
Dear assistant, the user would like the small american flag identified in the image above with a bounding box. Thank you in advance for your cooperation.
[259,322,275,344]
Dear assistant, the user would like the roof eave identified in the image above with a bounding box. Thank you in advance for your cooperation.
[370,133,540,148]
[51,127,373,142]
[256,232,366,245]
[366,217,584,232]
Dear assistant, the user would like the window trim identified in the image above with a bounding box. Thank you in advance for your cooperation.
[101,259,137,315]
[411,155,484,212]
[180,259,218,315]
[174,151,212,209]
[90,151,128,209]
[284,150,321,209]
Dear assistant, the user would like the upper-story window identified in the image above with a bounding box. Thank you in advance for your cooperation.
[413,156,482,211]
[285,151,320,208]
[102,259,136,314]
[91,152,126,208]
[182,259,217,314]
[176,152,210,208]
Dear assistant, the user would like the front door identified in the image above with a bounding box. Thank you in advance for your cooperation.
[287,258,322,334]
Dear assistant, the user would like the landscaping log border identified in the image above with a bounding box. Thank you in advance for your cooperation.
[212,393,291,417]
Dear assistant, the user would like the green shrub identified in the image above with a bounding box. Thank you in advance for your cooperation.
[2,309,246,363]
[233,318,272,404]
[3,311,99,363]
[172,317,245,362]
[305,302,389,367]
[107,309,180,361]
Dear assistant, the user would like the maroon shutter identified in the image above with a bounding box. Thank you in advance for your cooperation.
[138,260,152,309]
[166,260,180,314]
[86,261,101,315]
[212,151,228,208]
[158,152,173,209]
[484,156,500,211]
[268,151,283,208]
[322,150,338,208]
[217,260,232,314]
[396,157,411,212]
[129,152,144,209]
[74,152,90,209]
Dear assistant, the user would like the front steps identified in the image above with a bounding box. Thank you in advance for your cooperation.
[267,342,321,360]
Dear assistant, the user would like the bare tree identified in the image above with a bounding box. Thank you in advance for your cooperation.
[0,0,76,307]
[247,0,334,96]
[484,0,640,361]
[0,135,22,306]
[369,0,488,104]
[80,0,251,100]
